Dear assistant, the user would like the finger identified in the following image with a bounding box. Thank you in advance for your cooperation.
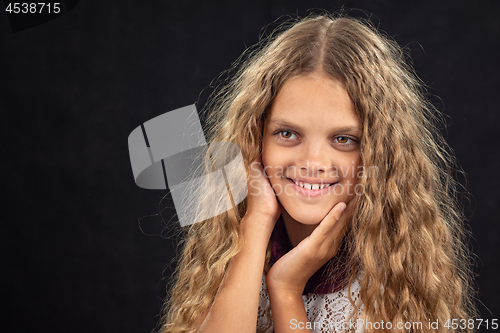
[250,157,261,170]
[323,200,354,244]
[249,157,263,176]
[311,202,346,242]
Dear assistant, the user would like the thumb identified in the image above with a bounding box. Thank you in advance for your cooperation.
[331,201,346,221]
[315,202,347,238]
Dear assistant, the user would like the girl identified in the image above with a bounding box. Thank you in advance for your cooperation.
[159,14,477,333]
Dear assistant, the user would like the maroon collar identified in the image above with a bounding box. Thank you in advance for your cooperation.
[269,214,347,295]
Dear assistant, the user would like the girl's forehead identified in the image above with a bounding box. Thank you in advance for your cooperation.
[266,75,361,130]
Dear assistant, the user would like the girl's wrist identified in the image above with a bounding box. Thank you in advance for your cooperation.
[241,212,276,237]
[266,274,306,299]
[267,282,304,301]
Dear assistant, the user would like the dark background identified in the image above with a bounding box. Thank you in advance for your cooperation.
[1,1,499,332]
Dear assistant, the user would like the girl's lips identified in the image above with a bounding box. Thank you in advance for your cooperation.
[287,178,338,197]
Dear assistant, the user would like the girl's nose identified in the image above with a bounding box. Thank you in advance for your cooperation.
[296,141,332,175]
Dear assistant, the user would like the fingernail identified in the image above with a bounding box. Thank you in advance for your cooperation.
[339,203,346,213]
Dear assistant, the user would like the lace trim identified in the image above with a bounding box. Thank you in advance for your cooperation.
[257,273,364,332]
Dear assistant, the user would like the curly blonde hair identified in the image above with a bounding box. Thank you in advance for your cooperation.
[158,13,477,333]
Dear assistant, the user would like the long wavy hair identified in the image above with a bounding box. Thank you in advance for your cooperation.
[158,13,477,333]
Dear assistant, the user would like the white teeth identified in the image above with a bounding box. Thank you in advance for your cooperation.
[292,180,332,190]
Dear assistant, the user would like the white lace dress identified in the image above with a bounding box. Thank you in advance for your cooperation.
[256,273,364,333]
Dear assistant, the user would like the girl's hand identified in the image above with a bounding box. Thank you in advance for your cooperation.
[243,155,283,234]
[265,200,355,297]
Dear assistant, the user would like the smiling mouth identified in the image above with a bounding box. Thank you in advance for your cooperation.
[287,178,337,190]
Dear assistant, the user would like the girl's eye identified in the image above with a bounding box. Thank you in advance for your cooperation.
[273,129,298,141]
[334,136,359,147]
[336,136,350,144]
[279,131,296,140]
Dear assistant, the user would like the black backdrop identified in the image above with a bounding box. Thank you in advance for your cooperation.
[1,1,499,332]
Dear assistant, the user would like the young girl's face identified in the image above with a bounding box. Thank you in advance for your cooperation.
[262,74,362,225]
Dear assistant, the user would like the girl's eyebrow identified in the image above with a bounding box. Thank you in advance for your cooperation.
[269,118,362,133]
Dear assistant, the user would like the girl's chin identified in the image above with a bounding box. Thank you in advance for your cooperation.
[282,208,329,225]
